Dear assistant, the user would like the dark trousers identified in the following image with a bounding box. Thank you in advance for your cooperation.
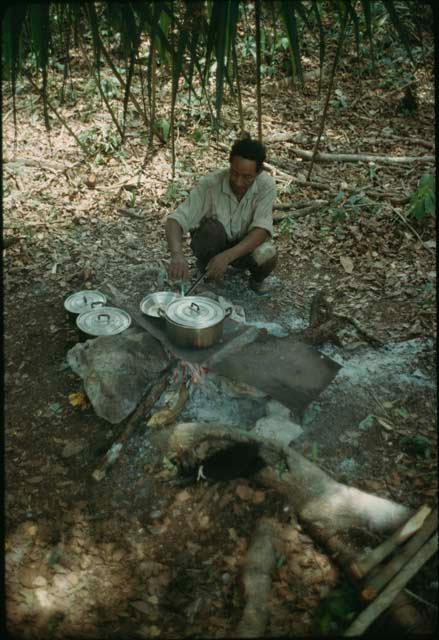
[190,218,277,283]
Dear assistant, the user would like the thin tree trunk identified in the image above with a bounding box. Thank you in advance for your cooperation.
[24,73,88,154]
[306,5,349,181]
[170,0,176,179]
[78,39,125,143]
[149,46,157,150]
[232,42,245,133]
[255,0,263,142]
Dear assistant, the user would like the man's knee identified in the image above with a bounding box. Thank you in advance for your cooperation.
[250,239,277,267]
[190,218,228,265]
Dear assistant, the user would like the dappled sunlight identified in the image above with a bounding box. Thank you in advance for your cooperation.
[6,508,141,636]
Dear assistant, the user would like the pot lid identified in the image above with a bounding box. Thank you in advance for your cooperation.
[164,296,225,328]
[76,306,131,336]
[140,291,180,318]
[64,290,107,314]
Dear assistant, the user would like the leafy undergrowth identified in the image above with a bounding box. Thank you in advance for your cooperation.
[4,33,437,640]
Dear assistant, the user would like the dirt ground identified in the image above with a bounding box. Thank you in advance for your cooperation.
[4,31,437,640]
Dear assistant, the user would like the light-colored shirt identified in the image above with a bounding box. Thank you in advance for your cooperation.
[168,168,276,242]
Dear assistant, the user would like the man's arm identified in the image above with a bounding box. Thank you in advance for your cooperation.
[166,218,189,281]
[206,227,268,280]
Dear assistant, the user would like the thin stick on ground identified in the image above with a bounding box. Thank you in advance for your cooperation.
[236,517,276,638]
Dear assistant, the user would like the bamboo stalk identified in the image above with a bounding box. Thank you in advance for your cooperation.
[350,505,432,580]
[255,0,263,142]
[24,73,88,155]
[344,534,438,636]
[306,5,349,181]
[360,508,438,601]
[232,42,245,133]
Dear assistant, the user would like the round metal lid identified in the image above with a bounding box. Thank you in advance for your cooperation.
[64,290,107,314]
[165,296,225,328]
[76,306,131,336]
[140,291,180,318]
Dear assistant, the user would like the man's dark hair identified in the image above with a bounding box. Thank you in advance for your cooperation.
[229,137,266,172]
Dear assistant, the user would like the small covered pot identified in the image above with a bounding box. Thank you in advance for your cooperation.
[64,290,107,319]
[158,296,232,349]
[76,306,131,339]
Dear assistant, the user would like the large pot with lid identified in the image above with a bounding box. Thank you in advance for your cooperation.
[158,296,232,348]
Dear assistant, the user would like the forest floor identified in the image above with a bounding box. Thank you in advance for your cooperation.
[3,38,437,640]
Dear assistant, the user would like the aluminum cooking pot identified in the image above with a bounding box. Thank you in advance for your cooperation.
[158,295,232,348]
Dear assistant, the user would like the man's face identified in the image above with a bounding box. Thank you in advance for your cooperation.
[229,155,258,199]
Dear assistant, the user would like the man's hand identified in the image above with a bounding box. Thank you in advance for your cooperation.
[206,251,231,281]
[168,253,189,281]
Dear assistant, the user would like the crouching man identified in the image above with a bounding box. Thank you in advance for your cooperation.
[165,137,277,293]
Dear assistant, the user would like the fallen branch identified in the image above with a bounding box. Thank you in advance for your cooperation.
[273,198,323,210]
[4,157,67,172]
[236,518,276,638]
[333,312,384,348]
[350,505,432,580]
[273,201,329,222]
[92,361,176,481]
[289,146,434,165]
[382,134,434,151]
[360,508,438,601]
[344,534,438,636]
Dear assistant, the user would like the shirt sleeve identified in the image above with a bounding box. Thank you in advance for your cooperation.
[248,178,276,236]
[167,178,210,234]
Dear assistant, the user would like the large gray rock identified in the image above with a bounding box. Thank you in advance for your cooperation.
[67,328,169,424]
[252,399,303,446]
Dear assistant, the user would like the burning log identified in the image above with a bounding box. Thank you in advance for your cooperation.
[147,363,189,428]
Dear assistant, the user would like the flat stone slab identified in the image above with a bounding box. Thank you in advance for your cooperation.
[210,332,341,417]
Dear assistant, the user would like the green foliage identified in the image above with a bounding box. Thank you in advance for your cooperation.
[407,174,435,221]
[315,584,360,634]
[278,216,297,236]
[163,180,189,203]
[400,434,432,458]
[157,118,171,142]
[329,191,377,223]
[78,126,122,156]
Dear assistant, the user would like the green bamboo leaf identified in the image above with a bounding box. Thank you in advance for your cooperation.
[278,0,304,88]
[381,0,414,64]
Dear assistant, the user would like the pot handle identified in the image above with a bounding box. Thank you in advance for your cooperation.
[225,306,233,317]
[97,313,111,323]
[158,307,166,318]
[91,300,104,308]
[190,302,201,314]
